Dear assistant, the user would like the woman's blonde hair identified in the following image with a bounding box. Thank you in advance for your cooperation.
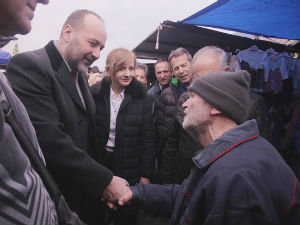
[105,48,136,75]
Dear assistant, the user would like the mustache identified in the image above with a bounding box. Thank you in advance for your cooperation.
[84,54,96,64]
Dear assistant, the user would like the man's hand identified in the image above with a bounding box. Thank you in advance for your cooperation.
[139,177,150,184]
[118,187,133,206]
[102,176,129,202]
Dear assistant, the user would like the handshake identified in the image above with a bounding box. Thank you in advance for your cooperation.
[101,176,147,210]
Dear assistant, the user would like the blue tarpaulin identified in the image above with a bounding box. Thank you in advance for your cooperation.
[180,0,300,40]
[0,49,10,65]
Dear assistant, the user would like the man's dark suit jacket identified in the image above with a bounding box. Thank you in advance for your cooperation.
[6,41,113,222]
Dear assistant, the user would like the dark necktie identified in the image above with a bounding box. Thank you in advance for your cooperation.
[71,70,77,84]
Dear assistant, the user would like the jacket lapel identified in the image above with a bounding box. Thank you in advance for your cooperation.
[103,94,110,135]
[119,94,131,112]
[45,41,86,111]
[78,72,95,119]
[56,65,86,111]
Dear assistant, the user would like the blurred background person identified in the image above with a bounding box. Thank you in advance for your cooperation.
[147,58,172,115]
[135,62,148,88]
[88,65,103,86]
[147,58,172,184]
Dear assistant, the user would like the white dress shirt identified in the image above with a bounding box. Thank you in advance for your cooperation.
[106,87,125,152]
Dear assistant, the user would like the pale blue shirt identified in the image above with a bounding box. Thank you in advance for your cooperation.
[266,48,291,80]
[237,45,269,81]
[106,87,125,151]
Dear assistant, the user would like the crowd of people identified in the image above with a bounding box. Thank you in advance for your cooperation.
[0,1,299,225]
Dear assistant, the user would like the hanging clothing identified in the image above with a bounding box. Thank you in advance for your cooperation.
[237,45,269,81]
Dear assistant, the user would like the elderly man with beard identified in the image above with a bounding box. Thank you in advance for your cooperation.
[6,9,130,224]
[160,46,229,185]
[116,70,300,225]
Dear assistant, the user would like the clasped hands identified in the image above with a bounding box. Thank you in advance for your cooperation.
[101,176,133,210]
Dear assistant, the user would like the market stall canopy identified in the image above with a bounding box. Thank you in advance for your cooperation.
[180,0,300,40]
[133,20,299,60]
[0,49,11,65]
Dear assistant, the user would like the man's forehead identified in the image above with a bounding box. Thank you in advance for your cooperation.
[156,61,169,66]
[135,68,145,74]
[171,54,189,62]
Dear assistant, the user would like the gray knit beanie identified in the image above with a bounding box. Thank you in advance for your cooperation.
[188,70,250,124]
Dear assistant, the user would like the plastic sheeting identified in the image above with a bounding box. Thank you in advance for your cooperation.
[180,0,300,40]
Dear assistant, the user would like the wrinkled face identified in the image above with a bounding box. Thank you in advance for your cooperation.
[135,68,147,86]
[65,14,107,73]
[170,54,193,87]
[192,56,223,78]
[110,59,135,90]
[155,61,172,86]
[0,0,49,35]
[182,91,212,135]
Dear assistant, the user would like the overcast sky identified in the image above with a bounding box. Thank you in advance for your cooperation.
[2,0,216,70]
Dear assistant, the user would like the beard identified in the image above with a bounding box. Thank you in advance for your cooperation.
[65,41,95,74]
[67,52,93,74]
[183,111,211,137]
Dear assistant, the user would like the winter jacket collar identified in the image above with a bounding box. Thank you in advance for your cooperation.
[147,81,161,96]
[45,40,64,71]
[192,119,259,169]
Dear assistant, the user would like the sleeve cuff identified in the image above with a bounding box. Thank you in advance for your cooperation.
[130,186,141,204]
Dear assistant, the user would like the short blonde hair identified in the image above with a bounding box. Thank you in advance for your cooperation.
[105,48,136,75]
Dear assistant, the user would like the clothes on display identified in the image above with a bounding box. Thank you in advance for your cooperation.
[237,45,300,95]
[229,45,300,179]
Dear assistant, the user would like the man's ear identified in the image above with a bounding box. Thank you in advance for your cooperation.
[211,107,222,115]
[62,25,73,43]
[224,66,230,72]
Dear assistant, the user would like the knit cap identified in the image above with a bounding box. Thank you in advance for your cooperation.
[188,70,250,124]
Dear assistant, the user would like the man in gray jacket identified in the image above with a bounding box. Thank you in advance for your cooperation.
[0,0,58,224]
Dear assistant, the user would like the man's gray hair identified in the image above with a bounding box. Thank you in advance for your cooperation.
[136,62,148,76]
[168,47,192,63]
[192,46,228,70]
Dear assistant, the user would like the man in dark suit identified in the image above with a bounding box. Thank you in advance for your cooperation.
[6,9,129,224]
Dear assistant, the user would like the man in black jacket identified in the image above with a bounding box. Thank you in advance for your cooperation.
[6,9,130,224]
[147,58,172,115]
[156,48,193,147]
[155,48,193,183]
[147,58,172,183]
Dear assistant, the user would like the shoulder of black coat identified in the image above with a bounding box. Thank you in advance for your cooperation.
[125,77,147,99]
[90,76,111,96]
